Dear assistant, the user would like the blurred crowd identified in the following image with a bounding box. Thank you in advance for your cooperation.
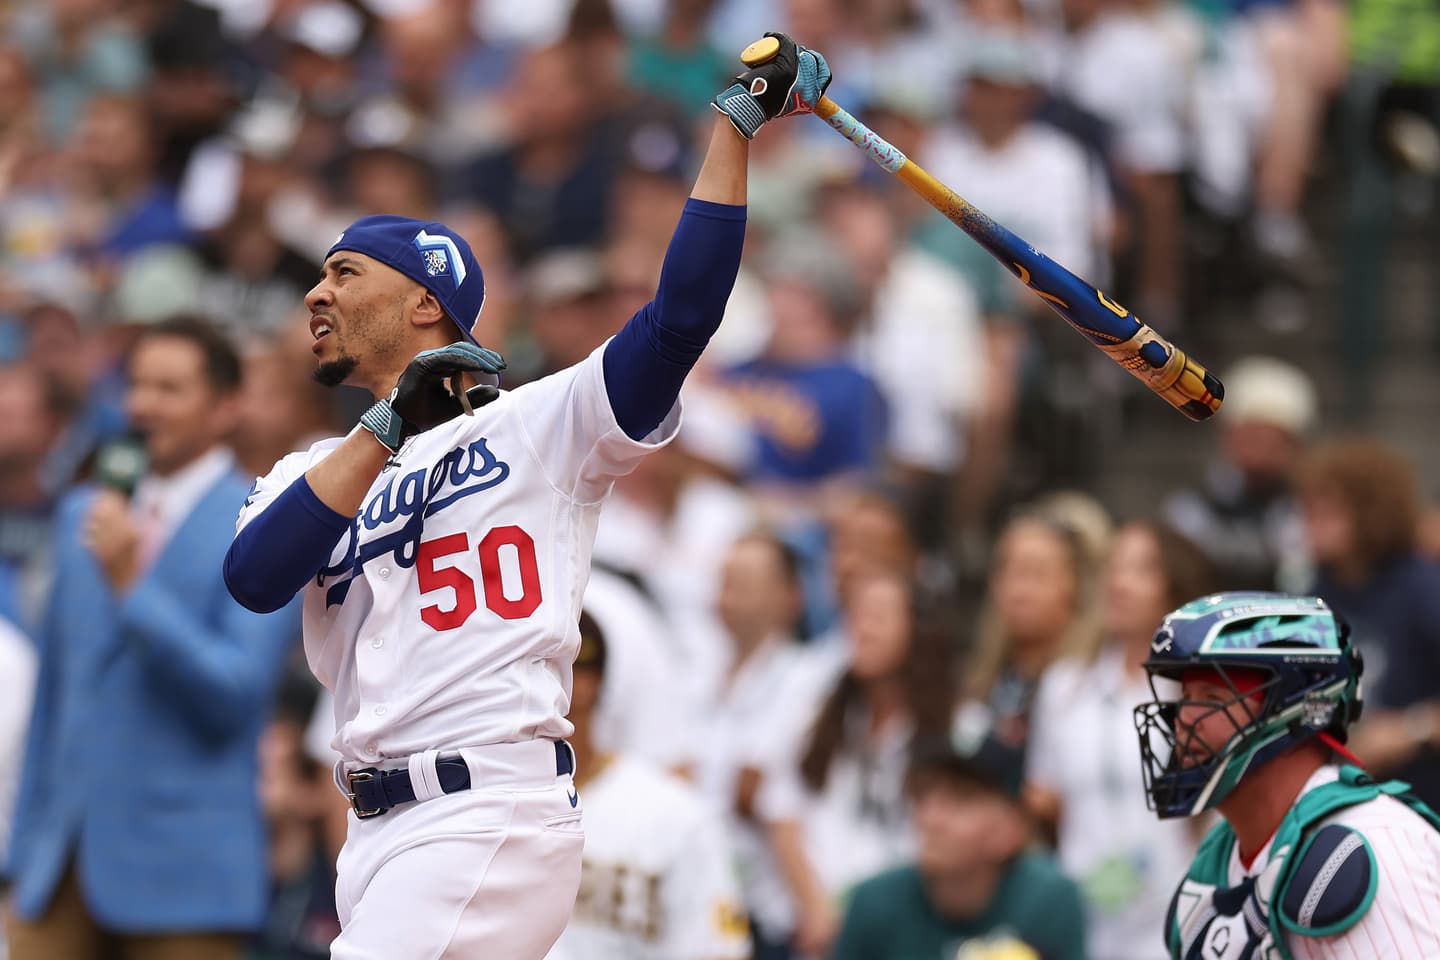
[1,0,1440,958]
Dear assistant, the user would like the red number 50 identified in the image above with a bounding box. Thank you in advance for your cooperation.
[416,526,542,630]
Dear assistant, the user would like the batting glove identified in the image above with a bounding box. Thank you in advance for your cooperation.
[360,342,506,453]
[712,33,832,140]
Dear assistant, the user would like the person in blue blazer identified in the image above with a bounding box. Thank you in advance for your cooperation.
[4,316,300,960]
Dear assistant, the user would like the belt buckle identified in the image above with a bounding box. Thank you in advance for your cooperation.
[345,768,385,819]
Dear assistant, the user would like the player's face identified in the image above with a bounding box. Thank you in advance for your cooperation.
[1175,678,1264,769]
[304,253,411,388]
[126,335,239,475]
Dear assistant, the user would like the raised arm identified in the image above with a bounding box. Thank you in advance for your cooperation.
[691,113,750,207]
[602,33,831,441]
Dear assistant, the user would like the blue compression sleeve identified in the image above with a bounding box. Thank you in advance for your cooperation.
[603,197,746,440]
[224,476,352,613]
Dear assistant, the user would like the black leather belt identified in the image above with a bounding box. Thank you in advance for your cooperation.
[345,742,574,819]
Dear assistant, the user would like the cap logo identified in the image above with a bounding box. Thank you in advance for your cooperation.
[412,229,466,289]
[423,248,448,277]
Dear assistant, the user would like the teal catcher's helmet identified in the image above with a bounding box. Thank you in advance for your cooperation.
[1134,592,1363,819]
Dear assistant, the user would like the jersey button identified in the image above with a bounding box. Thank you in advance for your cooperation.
[366,742,378,756]
[371,637,383,648]
[374,705,387,716]
[378,567,391,580]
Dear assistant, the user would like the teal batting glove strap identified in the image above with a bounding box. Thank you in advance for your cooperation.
[712,82,767,139]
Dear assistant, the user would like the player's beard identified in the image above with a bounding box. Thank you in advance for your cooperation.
[313,353,359,387]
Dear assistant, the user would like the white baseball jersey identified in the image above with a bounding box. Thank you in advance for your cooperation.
[237,346,679,764]
[546,756,750,960]
[1228,766,1440,959]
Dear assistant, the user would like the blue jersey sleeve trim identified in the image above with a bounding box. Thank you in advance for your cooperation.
[224,476,352,613]
[603,198,746,440]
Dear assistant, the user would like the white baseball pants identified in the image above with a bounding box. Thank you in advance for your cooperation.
[329,741,584,959]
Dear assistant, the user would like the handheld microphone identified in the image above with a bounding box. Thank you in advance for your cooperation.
[93,433,147,498]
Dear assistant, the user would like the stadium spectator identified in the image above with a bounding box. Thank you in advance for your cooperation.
[231,325,347,480]
[66,93,191,268]
[518,247,619,382]
[1296,437,1440,809]
[832,733,1087,960]
[0,362,66,630]
[793,568,956,907]
[1025,520,1215,960]
[697,531,835,960]
[1051,0,1193,324]
[821,487,920,633]
[456,42,620,261]
[719,234,888,503]
[1163,356,1319,592]
[922,31,1113,300]
[819,181,985,485]
[591,395,759,698]
[957,498,1107,760]
[626,0,731,115]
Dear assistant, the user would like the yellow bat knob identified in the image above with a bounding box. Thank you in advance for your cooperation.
[740,36,780,67]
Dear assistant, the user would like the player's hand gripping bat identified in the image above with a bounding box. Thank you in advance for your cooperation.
[739,37,1223,421]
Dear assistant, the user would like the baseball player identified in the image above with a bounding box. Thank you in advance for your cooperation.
[221,34,831,959]
[546,611,749,960]
[1134,592,1440,959]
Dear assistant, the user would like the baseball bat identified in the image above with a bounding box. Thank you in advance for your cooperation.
[739,38,1224,421]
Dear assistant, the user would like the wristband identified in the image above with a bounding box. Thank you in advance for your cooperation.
[712,83,767,140]
[359,393,407,453]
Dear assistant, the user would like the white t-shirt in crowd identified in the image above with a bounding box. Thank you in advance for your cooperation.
[1027,647,1198,960]
[546,755,750,960]
[581,568,696,767]
[790,707,916,902]
[921,122,1111,285]
[851,248,984,473]
[1055,11,1191,174]
[694,636,836,939]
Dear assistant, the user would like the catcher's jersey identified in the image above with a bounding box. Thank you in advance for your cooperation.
[546,756,749,960]
[1178,766,1440,960]
[237,347,679,763]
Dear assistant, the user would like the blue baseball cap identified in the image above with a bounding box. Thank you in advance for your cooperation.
[326,215,487,343]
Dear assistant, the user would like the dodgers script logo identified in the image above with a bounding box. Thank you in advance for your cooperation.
[319,437,509,606]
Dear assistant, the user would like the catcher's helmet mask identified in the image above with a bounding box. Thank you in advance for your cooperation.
[1134,592,1364,819]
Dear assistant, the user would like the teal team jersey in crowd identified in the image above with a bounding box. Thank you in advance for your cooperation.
[832,854,1088,960]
